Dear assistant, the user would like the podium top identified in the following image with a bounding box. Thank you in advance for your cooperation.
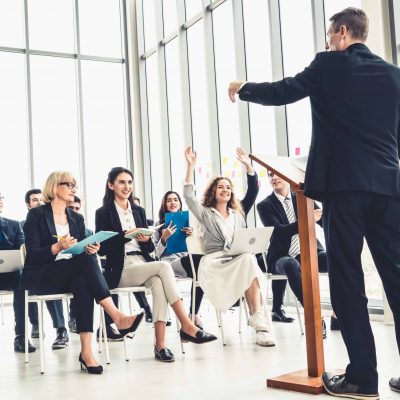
[250,154,306,190]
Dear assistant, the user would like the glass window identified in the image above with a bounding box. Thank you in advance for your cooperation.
[0,0,24,48]
[30,56,80,189]
[185,0,203,20]
[0,52,29,220]
[81,60,128,228]
[279,0,314,157]
[142,0,157,51]
[243,0,277,223]
[146,55,169,217]
[28,0,75,53]
[212,0,244,197]
[187,20,213,193]
[165,39,186,191]
[162,0,178,36]
[78,0,122,58]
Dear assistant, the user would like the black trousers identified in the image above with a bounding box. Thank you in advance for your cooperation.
[35,254,110,333]
[180,254,203,315]
[0,271,26,335]
[323,192,400,391]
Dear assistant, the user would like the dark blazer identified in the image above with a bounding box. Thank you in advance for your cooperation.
[257,192,324,273]
[241,172,259,218]
[239,44,400,201]
[21,203,86,290]
[95,202,155,289]
[0,217,24,250]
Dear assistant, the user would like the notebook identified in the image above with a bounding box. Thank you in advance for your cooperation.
[124,224,164,240]
[60,231,118,255]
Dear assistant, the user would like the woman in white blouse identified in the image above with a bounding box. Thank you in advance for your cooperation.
[95,167,217,362]
[183,147,275,347]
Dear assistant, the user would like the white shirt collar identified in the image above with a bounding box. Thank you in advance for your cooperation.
[274,191,292,205]
[114,200,132,214]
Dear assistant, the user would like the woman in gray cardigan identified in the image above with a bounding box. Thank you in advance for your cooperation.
[183,147,275,347]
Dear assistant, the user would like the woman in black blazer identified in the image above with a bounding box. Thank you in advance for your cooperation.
[22,171,144,374]
[95,167,217,363]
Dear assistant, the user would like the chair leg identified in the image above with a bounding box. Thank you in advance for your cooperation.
[1,296,4,325]
[38,300,45,374]
[216,310,226,346]
[176,317,185,354]
[238,298,243,334]
[242,298,250,325]
[25,291,29,363]
[98,309,104,353]
[294,298,304,335]
[100,308,110,364]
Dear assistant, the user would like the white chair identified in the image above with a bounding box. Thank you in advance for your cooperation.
[0,290,13,325]
[185,231,249,346]
[20,244,109,374]
[98,285,151,362]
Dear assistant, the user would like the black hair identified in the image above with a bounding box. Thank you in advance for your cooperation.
[102,167,135,207]
[73,196,81,204]
[25,189,41,204]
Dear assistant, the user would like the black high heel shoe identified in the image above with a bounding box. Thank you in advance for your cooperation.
[118,312,145,337]
[79,353,103,374]
[179,329,217,344]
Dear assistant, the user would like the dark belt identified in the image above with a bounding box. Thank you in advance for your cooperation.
[126,251,144,256]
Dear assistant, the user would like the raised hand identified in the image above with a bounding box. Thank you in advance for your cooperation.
[161,222,177,244]
[184,146,197,166]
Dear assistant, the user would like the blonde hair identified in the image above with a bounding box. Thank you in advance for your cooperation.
[42,171,76,203]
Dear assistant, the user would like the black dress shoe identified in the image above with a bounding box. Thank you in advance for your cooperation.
[271,309,295,323]
[166,319,172,327]
[96,326,125,342]
[180,329,217,344]
[31,324,40,339]
[144,306,153,323]
[154,346,175,362]
[389,377,400,393]
[14,335,36,353]
[79,353,103,374]
[52,327,69,350]
[330,316,340,331]
[322,372,379,399]
[118,312,144,337]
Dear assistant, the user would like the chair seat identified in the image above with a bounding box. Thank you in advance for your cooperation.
[110,286,150,295]
[27,293,73,302]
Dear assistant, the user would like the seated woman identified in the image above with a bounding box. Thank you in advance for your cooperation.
[183,147,275,347]
[153,191,204,328]
[21,171,143,374]
[95,167,217,363]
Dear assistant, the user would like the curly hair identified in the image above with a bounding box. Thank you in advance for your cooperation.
[201,176,243,214]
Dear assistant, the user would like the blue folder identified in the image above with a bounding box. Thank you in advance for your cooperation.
[164,211,189,255]
[60,231,118,255]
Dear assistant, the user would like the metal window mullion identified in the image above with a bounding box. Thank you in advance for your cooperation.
[268,0,288,157]
[177,0,193,151]
[232,0,256,227]
[311,0,326,54]
[136,0,153,214]
[73,0,88,222]
[203,4,221,176]
[23,0,34,188]
[155,0,172,193]
[120,0,134,173]
[388,0,400,65]
[0,46,25,54]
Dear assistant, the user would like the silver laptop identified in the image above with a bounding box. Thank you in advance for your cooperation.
[0,250,23,273]
[225,227,274,256]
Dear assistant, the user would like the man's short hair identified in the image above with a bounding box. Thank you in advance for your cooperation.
[25,189,41,204]
[329,7,369,42]
[73,196,81,204]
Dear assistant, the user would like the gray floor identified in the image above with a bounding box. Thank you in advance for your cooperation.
[0,296,398,400]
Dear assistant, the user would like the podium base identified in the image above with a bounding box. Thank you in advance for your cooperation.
[267,369,324,395]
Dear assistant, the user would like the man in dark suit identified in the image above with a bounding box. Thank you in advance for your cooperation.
[229,7,400,399]
[22,189,68,349]
[256,171,338,337]
[0,192,36,353]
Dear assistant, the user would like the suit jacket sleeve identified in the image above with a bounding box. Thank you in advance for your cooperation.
[24,209,56,264]
[239,53,322,106]
[241,172,259,216]
[14,221,25,248]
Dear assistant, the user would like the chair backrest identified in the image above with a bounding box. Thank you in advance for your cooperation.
[186,215,206,255]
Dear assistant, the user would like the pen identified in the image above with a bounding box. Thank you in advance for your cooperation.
[53,235,65,240]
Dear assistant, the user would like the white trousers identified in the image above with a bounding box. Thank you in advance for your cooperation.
[119,255,181,322]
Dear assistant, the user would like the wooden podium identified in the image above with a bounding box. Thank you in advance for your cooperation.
[250,154,325,395]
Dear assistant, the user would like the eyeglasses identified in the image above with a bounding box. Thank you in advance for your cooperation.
[67,205,80,212]
[59,182,78,190]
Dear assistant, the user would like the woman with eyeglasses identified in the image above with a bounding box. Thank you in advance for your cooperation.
[95,167,217,363]
[22,171,144,374]
[183,147,276,347]
[153,191,204,329]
